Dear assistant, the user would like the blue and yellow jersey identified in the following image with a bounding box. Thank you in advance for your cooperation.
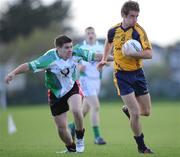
[108,23,152,71]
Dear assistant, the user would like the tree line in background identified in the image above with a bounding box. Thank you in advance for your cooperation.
[0,0,74,64]
[0,0,72,43]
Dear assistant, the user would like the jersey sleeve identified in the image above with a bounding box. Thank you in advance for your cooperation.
[28,50,56,72]
[135,24,152,50]
[140,32,152,50]
[107,28,116,43]
[73,44,95,62]
[107,24,121,43]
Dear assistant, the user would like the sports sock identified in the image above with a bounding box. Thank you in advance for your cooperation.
[134,133,147,151]
[68,122,75,131]
[75,128,85,139]
[93,126,100,139]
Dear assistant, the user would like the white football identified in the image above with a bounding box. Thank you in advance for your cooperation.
[122,39,142,55]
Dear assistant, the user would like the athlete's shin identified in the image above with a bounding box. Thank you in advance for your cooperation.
[129,112,142,136]
[57,126,74,145]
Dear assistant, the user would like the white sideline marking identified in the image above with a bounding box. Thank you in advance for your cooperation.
[8,114,17,134]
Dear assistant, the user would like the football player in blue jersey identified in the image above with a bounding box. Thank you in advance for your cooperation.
[97,0,154,154]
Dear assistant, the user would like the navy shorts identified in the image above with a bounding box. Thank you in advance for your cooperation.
[115,68,149,96]
[48,81,82,116]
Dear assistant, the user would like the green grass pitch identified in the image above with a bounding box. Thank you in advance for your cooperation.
[0,101,180,157]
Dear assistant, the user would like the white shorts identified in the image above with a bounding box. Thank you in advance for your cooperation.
[79,77,100,96]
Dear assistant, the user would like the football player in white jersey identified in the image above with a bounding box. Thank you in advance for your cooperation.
[69,27,107,145]
[5,35,113,153]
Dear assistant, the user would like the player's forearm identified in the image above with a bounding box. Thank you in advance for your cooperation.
[9,63,30,76]
[102,39,112,61]
[130,49,152,59]
[94,53,103,61]
[94,53,114,62]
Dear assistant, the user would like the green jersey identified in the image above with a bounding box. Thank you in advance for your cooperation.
[28,45,95,98]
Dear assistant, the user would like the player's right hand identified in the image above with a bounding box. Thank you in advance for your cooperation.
[5,73,15,84]
[97,60,107,71]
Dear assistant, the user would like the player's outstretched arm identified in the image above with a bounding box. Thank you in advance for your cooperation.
[5,63,30,84]
[94,53,113,62]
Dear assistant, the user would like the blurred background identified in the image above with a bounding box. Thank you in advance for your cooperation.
[0,0,180,107]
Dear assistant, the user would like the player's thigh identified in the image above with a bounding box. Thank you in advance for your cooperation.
[82,98,90,113]
[85,95,100,110]
[136,93,151,115]
[53,112,67,128]
[68,94,82,112]
[121,92,140,114]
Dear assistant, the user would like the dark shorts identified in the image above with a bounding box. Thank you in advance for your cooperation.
[48,81,82,116]
[115,68,149,96]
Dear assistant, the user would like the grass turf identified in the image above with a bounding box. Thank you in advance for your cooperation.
[0,101,180,157]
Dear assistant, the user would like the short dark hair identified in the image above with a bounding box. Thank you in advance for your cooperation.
[54,35,72,47]
[121,0,140,16]
[85,26,94,31]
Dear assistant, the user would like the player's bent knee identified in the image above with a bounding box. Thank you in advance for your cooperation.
[72,109,82,117]
[93,106,99,112]
[141,111,150,116]
[130,112,140,119]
